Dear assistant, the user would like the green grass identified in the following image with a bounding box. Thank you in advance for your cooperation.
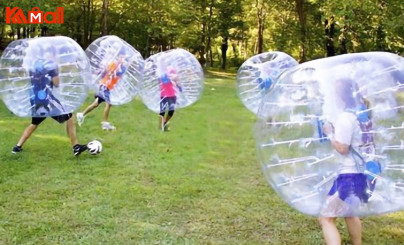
[0,71,403,244]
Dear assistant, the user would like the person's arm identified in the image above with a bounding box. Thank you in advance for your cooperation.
[323,120,350,155]
[116,64,126,77]
[170,73,183,91]
[48,62,60,88]
[171,79,178,87]
[49,70,60,88]
[172,79,183,92]
[330,138,350,155]
[52,76,60,88]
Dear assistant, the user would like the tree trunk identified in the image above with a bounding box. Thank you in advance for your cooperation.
[199,25,206,67]
[256,0,265,54]
[22,27,27,38]
[42,26,48,36]
[80,0,92,46]
[232,43,237,58]
[0,23,4,44]
[0,8,5,44]
[9,26,15,40]
[89,0,96,41]
[17,27,21,39]
[75,12,82,45]
[295,0,306,62]
[325,17,335,57]
[207,0,214,67]
[376,1,386,51]
[339,25,348,54]
[221,36,228,70]
[198,0,207,67]
[102,0,109,36]
[85,0,91,45]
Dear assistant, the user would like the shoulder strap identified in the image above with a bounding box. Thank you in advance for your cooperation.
[350,146,366,172]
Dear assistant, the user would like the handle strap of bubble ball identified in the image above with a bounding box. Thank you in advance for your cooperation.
[351,147,382,185]
[350,146,366,172]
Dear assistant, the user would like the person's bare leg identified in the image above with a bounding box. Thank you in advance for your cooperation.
[165,111,174,124]
[66,117,78,146]
[82,99,100,116]
[158,115,165,130]
[318,217,341,245]
[345,217,362,245]
[103,103,112,122]
[16,124,38,147]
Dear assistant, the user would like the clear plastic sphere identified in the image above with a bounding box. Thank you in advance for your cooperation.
[255,52,404,216]
[86,35,144,105]
[141,49,204,113]
[237,51,298,114]
[0,36,91,117]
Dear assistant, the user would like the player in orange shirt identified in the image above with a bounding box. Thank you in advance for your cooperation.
[76,51,127,130]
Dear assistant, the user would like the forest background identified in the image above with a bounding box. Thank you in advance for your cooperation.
[1,0,403,68]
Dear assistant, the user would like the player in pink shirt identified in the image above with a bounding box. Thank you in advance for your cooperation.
[159,66,182,131]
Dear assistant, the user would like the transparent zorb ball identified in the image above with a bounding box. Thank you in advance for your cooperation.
[237,51,298,115]
[86,35,144,105]
[0,36,91,117]
[255,52,404,216]
[140,49,204,113]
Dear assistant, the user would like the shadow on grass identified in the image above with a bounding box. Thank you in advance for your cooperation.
[205,68,236,79]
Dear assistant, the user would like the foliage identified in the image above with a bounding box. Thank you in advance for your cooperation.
[1,0,404,66]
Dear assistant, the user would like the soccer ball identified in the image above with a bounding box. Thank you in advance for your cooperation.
[87,140,102,155]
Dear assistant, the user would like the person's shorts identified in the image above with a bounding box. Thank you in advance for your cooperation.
[94,95,106,104]
[96,85,110,104]
[32,113,72,125]
[160,96,177,113]
[328,173,369,203]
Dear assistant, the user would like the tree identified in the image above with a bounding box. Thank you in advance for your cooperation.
[102,0,108,36]
[255,0,268,54]
[220,36,228,69]
[295,0,307,62]
[215,0,243,69]
[325,16,336,57]
[1,0,404,64]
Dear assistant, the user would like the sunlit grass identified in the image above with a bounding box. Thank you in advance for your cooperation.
[0,71,403,244]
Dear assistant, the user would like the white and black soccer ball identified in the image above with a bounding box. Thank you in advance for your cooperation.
[87,140,102,155]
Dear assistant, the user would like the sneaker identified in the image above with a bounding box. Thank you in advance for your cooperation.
[163,122,170,132]
[73,144,88,156]
[76,113,85,127]
[11,145,22,154]
[102,122,116,131]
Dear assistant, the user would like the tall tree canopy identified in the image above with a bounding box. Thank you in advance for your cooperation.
[2,0,404,68]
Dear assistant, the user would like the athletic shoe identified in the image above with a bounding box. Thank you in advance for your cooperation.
[102,122,116,131]
[73,144,88,156]
[76,113,85,127]
[11,145,22,154]
[163,122,170,132]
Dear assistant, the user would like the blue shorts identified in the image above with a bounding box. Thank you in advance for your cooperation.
[32,113,72,125]
[328,173,369,203]
[96,85,110,104]
[160,96,176,113]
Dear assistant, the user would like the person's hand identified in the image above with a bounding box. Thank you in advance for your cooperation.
[168,73,178,81]
[322,121,334,136]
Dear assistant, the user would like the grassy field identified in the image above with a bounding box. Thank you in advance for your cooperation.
[0,70,403,245]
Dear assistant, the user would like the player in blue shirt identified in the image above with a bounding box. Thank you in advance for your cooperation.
[12,47,88,156]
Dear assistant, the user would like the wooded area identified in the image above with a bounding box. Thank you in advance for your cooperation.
[1,0,403,69]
